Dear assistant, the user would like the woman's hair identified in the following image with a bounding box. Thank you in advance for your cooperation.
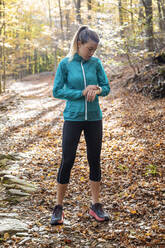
[67,26,100,60]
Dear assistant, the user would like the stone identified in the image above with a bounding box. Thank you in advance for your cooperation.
[18,237,31,245]
[0,218,28,235]
[0,154,18,161]
[0,171,11,176]
[0,159,8,168]
[2,175,37,192]
[0,213,19,218]
[4,183,36,193]
[16,232,29,237]
[7,189,31,196]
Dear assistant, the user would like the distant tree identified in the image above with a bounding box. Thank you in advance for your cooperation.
[87,0,92,20]
[0,0,6,93]
[73,0,82,23]
[47,0,52,28]
[142,0,154,51]
[157,0,165,32]
[0,0,2,93]
[58,0,64,39]
[118,0,124,37]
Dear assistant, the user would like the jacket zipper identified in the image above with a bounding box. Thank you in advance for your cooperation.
[81,61,87,120]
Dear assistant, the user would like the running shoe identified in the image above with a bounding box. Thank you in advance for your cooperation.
[89,203,109,222]
[50,205,64,225]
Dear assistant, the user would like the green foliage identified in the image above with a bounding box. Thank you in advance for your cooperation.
[1,0,165,93]
[145,164,158,176]
[118,164,128,171]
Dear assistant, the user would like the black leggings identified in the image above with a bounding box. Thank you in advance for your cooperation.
[57,120,102,184]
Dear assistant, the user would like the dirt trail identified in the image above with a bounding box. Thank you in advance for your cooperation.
[0,74,64,153]
[0,73,165,247]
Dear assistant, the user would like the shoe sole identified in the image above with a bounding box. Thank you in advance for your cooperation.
[89,209,106,222]
[51,212,64,225]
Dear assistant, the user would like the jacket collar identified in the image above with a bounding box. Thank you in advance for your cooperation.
[73,53,90,63]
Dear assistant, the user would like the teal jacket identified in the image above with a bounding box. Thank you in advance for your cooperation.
[53,53,110,121]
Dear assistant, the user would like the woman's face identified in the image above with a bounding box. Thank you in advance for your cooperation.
[78,40,98,61]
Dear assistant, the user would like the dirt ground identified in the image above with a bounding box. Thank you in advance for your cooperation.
[0,72,165,247]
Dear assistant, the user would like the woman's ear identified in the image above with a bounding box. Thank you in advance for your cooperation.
[77,40,81,48]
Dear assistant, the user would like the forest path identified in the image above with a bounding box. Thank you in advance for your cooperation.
[0,73,165,247]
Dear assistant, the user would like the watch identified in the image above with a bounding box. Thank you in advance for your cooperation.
[98,86,102,94]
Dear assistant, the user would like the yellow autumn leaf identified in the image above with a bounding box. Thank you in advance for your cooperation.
[130,210,137,214]
[152,225,158,230]
[48,172,54,176]
[80,176,85,181]
[77,212,83,217]
[4,232,10,240]
[145,233,152,236]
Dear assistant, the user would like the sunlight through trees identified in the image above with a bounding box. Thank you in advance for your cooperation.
[0,0,165,93]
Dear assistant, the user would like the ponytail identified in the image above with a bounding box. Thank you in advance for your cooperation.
[67,25,99,61]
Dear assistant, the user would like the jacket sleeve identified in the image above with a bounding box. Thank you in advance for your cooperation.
[53,60,83,100]
[97,59,110,97]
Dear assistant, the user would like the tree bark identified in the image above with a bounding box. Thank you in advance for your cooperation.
[47,0,52,28]
[160,0,165,31]
[130,0,134,32]
[58,0,64,39]
[118,0,124,37]
[138,0,145,20]
[65,1,70,34]
[87,0,92,20]
[1,0,6,91]
[142,0,154,51]
[73,0,82,24]
[0,0,2,93]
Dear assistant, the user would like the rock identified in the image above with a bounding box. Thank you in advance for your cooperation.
[16,232,29,237]
[0,218,28,235]
[4,183,37,193]
[0,159,8,168]
[18,237,31,245]
[7,189,31,196]
[0,213,19,218]
[0,170,11,176]
[2,175,37,192]
[0,154,18,161]
[31,226,39,232]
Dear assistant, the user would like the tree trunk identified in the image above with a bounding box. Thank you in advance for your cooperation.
[2,0,6,91]
[157,0,163,31]
[47,0,52,28]
[0,0,2,93]
[142,0,154,51]
[130,0,134,33]
[118,0,124,37]
[73,0,82,24]
[65,10,70,34]
[87,0,92,20]
[138,0,145,20]
[160,0,165,31]
[58,0,64,39]
[65,1,70,34]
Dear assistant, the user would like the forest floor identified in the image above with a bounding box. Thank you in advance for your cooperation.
[0,70,165,248]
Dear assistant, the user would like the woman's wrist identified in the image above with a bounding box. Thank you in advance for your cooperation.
[83,87,102,96]
[82,90,86,96]
[96,87,102,95]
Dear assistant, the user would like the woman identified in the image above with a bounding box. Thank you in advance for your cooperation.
[51,26,110,225]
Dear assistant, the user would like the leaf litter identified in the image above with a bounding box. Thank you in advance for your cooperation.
[0,73,164,247]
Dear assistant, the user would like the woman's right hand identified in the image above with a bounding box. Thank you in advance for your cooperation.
[82,85,99,96]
